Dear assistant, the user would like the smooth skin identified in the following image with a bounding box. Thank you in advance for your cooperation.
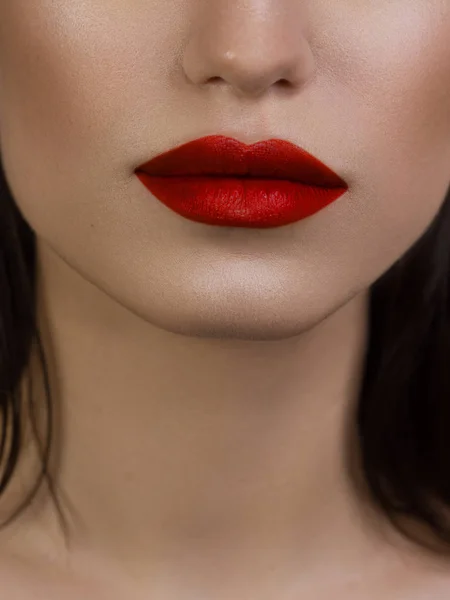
[0,0,450,598]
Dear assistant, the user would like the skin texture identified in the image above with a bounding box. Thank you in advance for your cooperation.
[0,0,450,597]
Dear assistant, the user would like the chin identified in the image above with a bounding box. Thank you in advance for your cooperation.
[123,292,347,343]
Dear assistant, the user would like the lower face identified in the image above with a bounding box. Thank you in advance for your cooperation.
[0,0,449,340]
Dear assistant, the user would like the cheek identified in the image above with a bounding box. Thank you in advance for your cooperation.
[369,32,450,250]
[337,5,450,245]
[0,3,135,160]
[324,2,450,160]
[293,3,450,291]
[0,1,173,237]
[318,2,450,158]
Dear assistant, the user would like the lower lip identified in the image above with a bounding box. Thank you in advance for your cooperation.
[136,173,347,228]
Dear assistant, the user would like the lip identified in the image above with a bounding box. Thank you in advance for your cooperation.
[135,135,348,228]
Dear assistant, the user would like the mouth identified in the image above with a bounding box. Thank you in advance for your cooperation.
[135,135,348,228]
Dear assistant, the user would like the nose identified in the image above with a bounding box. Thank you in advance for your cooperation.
[182,0,315,99]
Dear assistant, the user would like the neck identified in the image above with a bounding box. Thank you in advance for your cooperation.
[12,239,395,586]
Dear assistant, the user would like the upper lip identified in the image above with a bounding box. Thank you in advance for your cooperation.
[136,135,347,189]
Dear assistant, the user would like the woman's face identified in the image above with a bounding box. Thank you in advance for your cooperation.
[0,1,449,340]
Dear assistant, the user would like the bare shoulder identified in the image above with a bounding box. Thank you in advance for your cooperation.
[1,525,450,600]
[385,550,450,600]
[0,548,114,600]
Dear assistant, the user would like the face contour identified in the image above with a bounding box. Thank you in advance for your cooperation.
[0,1,449,341]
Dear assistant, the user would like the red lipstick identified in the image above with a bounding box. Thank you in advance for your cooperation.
[135,135,348,228]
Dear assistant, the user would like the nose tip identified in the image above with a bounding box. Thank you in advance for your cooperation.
[195,49,309,99]
[181,4,314,100]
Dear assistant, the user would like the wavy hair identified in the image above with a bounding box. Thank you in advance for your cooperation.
[1,155,450,553]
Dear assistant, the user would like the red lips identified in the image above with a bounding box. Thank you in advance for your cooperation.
[135,135,348,228]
